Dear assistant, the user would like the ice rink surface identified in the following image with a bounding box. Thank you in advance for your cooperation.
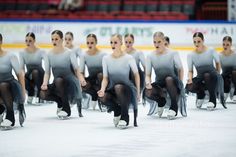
[0,96,236,157]
[1,50,236,157]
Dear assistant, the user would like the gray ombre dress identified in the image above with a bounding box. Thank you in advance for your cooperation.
[128,50,145,90]
[187,48,225,107]
[102,53,138,110]
[219,51,236,74]
[187,48,220,76]
[79,51,106,101]
[145,49,187,117]
[0,52,24,104]
[219,51,236,98]
[19,49,46,96]
[44,48,82,103]
[80,51,106,77]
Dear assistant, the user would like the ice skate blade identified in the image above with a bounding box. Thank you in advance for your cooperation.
[0,125,13,130]
[117,124,128,129]
[117,120,128,129]
[167,115,176,120]
[57,116,69,120]
[207,107,215,111]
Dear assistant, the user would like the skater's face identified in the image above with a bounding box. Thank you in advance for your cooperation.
[65,34,73,47]
[153,36,165,52]
[25,36,35,47]
[193,37,204,50]
[222,40,232,51]
[86,36,97,50]
[51,34,63,47]
[124,36,134,49]
[110,36,122,51]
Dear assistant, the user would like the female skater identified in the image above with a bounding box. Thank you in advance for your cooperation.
[64,31,83,58]
[144,32,186,119]
[98,34,140,129]
[0,33,26,129]
[80,34,106,110]
[219,36,236,101]
[19,32,45,105]
[40,30,84,119]
[124,33,145,94]
[64,31,87,115]
[186,32,226,110]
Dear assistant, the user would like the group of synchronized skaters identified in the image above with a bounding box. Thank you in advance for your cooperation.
[0,30,235,130]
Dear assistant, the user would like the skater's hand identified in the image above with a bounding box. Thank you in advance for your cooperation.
[145,82,152,89]
[97,90,105,97]
[187,79,192,84]
[81,79,87,87]
[41,84,48,90]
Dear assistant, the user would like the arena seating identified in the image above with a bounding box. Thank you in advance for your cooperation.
[0,0,227,21]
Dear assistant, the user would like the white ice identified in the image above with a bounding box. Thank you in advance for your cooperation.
[0,50,236,157]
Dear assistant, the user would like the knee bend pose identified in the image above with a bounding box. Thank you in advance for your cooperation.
[186,32,226,110]
[98,34,140,129]
[40,30,84,119]
[144,32,186,120]
[19,32,46,105]
[80,34,106,111]
[0,33,26,130]
[219,36,236,102]
[64,31,85,116]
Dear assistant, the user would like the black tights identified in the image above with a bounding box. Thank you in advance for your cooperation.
[0,82,15,125]
[145,76,179,114]
[99,84,131,123]
[40,77,71,116]
[82,73,103,101]
[27,69,42,97]
[186,72,217,105]
[222,70,236,95]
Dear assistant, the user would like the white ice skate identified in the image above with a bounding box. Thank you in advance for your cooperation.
[91,101,97,110]
[27,96,34,105]
[117,120,128,129]
[167,110,177,120]
[33,97,41,106]
[113,115,121,127]
[232,95,236,102]
[224,93,229,102]
[206,102,215,111]
[56,107,62,115]
[157,107,164,118]
[57,111,69,120]
[196,99,204,108]
[82,94,91,109]
[0,119,13,130]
